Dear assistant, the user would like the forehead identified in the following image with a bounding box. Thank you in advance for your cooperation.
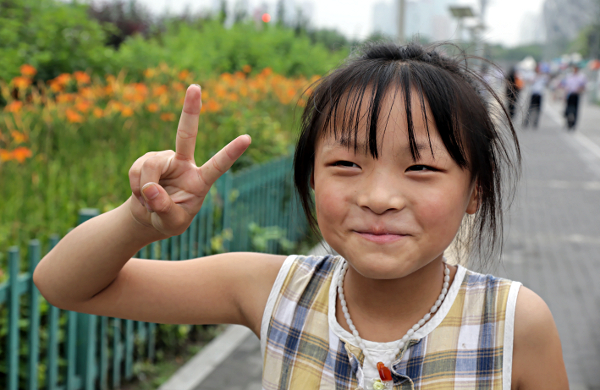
[318,86,444,157]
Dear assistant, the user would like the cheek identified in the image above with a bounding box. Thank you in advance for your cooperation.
[314,178,351,233]
[415,182,470,235]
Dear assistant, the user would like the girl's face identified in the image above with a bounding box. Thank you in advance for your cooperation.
[312,89,478,280]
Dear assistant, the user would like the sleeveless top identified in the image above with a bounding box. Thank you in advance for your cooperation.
[260,255,522,390]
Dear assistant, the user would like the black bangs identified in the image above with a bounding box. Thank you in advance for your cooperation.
[293,41,521,268]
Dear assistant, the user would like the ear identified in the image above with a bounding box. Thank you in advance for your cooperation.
[466,183,480,215]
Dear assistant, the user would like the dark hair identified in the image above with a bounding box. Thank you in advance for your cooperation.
[293,41,521,267]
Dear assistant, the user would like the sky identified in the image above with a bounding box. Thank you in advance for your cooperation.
[134,0,546,47]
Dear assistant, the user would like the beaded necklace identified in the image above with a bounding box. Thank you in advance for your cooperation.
[337,261,450,389]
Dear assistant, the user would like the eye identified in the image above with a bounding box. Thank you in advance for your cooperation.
[407,165,436,172]
[333,160,359,168]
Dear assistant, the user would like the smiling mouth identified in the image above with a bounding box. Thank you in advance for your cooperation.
[354,231,408,244]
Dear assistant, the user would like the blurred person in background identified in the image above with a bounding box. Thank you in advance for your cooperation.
[505,66,522,120]
[561,65,587,131]
[523,64,548,129]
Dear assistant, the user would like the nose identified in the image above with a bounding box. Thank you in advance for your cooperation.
[356,170,406,215]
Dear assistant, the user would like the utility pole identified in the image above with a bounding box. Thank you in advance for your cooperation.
[397,0,405,44]
[477,0,488,59]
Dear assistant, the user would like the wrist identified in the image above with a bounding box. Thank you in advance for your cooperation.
[119,198,169,245]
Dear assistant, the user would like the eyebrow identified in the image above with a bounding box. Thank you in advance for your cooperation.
[326,138,434,154]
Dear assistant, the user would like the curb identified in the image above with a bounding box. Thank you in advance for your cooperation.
[158,241,335,390]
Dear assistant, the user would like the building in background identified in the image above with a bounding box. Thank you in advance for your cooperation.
[372,0,456,42]
[519,11,546,45]
[543,0,596,57]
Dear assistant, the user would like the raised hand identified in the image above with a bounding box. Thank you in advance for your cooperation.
[128,84,251,238]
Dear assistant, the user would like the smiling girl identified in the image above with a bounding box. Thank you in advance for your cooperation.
[33,42,568,389]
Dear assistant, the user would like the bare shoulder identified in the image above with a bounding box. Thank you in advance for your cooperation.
[511,286,569,390]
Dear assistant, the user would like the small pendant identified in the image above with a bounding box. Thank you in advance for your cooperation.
[371,378,392,390]
[376,362,393,382]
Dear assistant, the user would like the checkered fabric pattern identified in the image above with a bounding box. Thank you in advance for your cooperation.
[261,255,518,390]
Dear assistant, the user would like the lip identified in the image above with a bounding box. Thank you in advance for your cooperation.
[354,231,408,244]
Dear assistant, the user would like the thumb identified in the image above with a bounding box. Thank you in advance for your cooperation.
[141,182,174,215]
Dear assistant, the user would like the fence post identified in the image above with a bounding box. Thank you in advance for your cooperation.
[76,208,100,390]
[7,247,20,390]
[27,240,41,390]
[221,172,233,252]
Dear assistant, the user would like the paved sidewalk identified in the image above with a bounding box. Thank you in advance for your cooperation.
[171,97,600,390]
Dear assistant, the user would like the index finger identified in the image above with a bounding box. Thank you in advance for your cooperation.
[175,84,202,160]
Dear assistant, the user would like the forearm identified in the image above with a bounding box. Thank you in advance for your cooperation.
[33,197,166,306]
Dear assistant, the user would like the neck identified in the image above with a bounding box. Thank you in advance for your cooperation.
[337,255,453,342]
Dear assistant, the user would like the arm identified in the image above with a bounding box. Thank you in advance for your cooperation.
[33,84,284,335]
[511,286,569,390]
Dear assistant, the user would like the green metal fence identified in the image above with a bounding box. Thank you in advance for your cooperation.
[0,155,307,390]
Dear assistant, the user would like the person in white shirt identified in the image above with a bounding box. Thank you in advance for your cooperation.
[561,65,587,130]
[523,65,549,129]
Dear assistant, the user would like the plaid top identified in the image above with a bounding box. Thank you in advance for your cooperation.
[260,255,521,390]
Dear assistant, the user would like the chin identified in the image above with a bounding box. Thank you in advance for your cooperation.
[342,251,423,280]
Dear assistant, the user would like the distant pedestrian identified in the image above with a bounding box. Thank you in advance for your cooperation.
[505,66,522,119]
[523,65,548,129]
[561,65,587,130]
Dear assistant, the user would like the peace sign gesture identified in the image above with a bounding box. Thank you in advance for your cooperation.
[128,84,251,238]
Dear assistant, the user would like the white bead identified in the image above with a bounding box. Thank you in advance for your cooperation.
[444,275,450,282]
[352,330,359,338]
[438,293,445,300]
[398,341,405,349]
[418,319,425,326]
[431,305,438,313]
[423,313,431,321]
[444,267,450,275]
[344,313,351,323]
[411,324,419,331]
[435,299,442,307]
[349,323,356,332]
[441,288,448,295]
[402,335,409,342]
[407,329,415,337]
[342,306,348,314]
[443,282,449,289]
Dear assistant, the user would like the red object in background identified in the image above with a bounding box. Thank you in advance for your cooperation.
[262,13,271,23]
[589,59,600,70]
[377,362,393,381]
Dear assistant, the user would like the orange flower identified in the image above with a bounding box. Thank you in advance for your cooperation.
[12,147,32,163]
[5,101,23,113]
[202,99,222,113]
[75,100,92,113]
[0,149,12,162]
[93,107,104,118]
[20,64,37,77]
[178,70,190,80]
[54,73,71,86]
[260,67,273,77]
[121,106,134,117]
[56,94,76,103]
[74,71,91,84]
[242,65,252,73]
[66,108,84,123]
[13,76,31,89]
[134,83,148,95]
[160,112,175,121]
[11,131,28,144]
[147,103,159,113]
[173,82,185,92]
[153,85,168,97]
[79,87,95,99]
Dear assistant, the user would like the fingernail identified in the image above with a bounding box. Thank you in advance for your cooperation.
[192,84,201,91]
[142,183,159,200]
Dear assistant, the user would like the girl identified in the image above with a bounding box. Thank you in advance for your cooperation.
[33,42,568,389]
